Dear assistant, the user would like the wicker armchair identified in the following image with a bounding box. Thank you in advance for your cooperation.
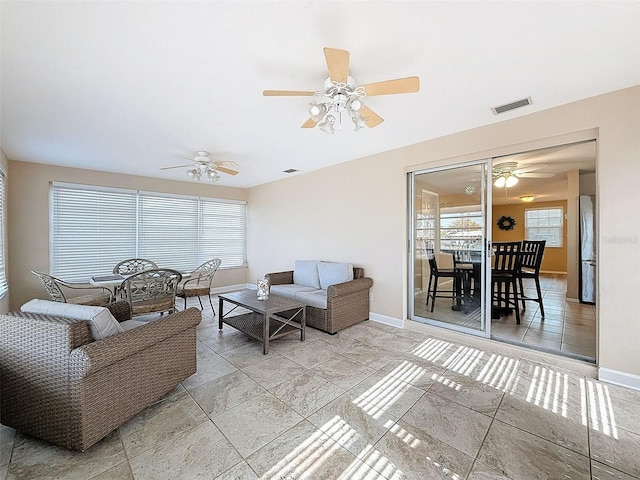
[31,270,112,306]
[121,268,182,316]
[176,258,221,312]
[0,301,201,451]
[112,258,158,275]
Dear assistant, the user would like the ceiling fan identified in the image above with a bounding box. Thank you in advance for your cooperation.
[161,151,239,182]
[492,161,554,188]
[263,47,420,134]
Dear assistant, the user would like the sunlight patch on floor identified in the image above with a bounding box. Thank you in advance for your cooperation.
[388,423,465,480]
[353,361,427,414]
[587,379,619,438]
[521,365,570,417]
[410,337,458,366]
[260,419,344,480]
[476,354,520,390]
[445,346,484,375]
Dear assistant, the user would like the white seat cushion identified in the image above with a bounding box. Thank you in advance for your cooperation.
[293,260,321,289]
[119,319,148,331]
[317,262,354,290]
[21,299,124,340]
[294,290,328,309]
[270,284,318,300]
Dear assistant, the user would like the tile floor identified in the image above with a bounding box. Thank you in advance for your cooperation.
[415,273,597,362]
[2,296,637,480]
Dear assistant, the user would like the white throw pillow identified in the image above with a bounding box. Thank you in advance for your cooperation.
[293,260,321,289]
[317,262,354,290]
[21,299,124,340]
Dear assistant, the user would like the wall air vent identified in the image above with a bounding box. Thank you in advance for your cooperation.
[283,168,299,174]
[491,96,532,115]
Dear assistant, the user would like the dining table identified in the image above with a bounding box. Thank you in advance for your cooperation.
[89,271,191,297]
[448,251,517,319]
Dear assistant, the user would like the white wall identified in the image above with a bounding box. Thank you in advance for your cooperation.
[248,85,640,385]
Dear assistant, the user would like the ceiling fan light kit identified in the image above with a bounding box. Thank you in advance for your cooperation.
[264,47,420,134]
[493,174,518,188]
[307,76,369,134]
[187,165,221,183]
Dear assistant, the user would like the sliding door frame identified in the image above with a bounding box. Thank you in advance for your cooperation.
[407,158,493,338]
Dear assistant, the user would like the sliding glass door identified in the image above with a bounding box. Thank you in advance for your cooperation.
[408,160,492,336]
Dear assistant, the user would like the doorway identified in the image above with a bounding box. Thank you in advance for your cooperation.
[408,140,597,362]
[409,160,493,338]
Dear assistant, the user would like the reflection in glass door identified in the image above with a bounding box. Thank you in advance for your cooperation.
[409,161,492,336]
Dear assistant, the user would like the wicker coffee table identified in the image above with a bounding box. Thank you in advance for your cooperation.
[218,290,306,354]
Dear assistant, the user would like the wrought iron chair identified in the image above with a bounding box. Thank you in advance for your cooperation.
[112,258,158,298]
[517,240,546,318]
[112,258,158,275]
[31,271,112,306]
[176,258,222,313]
[491,241,522,324]
[120,269,182,316]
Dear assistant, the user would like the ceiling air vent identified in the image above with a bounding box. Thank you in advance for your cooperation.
[491,96,532,115]
[283,168,299,174]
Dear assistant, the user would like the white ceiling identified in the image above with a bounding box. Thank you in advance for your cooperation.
[1,1,639,189]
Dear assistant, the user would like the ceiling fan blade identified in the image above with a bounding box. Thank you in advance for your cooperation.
[160,164,193,170]
[324,47,350,83]
[263,90,315,96]
[518,173,555,178]
[361,76,420,96]
[214,160,238,167]
[361,105,384,128]
[514,164,549,174]
[301,117,318,128]
[216,166,239,176]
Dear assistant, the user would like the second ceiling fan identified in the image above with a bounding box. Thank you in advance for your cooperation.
[263,47,420,134]
[492,161,554,188]
[161,151,238,183]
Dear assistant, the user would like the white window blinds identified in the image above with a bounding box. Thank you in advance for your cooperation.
[51,183,246,281]
[51,184,138,280]
[0,171,7,298]
[138,192,200,272]
[200,198,246,268]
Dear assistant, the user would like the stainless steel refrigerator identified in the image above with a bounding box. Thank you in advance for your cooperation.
[579,195,596,303]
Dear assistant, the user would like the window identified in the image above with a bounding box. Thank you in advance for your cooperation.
[439,205,483,253]
[415,204,484,260]
[0,171,7,298]
[51,183,246,281]
[525,207,563,247]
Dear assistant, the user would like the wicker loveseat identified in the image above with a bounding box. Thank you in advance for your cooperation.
[266,260,373,334]
[0,300,201,451]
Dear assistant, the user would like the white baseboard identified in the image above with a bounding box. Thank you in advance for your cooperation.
[211,284,252,294]
[369,312,404,329]
[598,367,640,392]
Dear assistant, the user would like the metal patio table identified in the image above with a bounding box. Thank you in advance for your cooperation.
[218,290,306,354]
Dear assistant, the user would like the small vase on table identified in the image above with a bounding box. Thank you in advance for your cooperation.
[257,277,270,300]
